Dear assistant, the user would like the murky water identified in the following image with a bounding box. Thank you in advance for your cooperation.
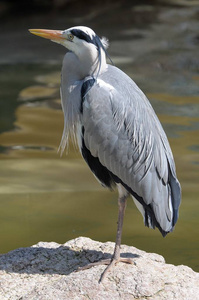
[0,3,199,273]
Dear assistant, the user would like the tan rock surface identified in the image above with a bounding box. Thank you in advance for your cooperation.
[0,237,198,299]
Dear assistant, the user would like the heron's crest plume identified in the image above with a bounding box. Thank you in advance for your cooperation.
[68,26,113,77]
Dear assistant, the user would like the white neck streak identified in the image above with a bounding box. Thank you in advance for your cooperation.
[59,42,107,154]
[62,44,107,83]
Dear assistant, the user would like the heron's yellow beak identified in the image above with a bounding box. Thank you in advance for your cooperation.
[29,29,64,41]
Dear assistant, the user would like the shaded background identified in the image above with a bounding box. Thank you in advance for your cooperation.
[0,0,199,272]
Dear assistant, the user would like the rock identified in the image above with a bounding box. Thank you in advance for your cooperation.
[0,237,198,299]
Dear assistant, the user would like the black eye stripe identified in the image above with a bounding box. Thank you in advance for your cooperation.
[70,29,94,44]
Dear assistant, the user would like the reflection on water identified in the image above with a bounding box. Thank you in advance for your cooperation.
[0,3,199,273]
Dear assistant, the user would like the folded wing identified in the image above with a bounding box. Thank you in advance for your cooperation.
[80,66,181,235]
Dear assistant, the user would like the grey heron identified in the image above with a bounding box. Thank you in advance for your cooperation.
[29,26,181,282]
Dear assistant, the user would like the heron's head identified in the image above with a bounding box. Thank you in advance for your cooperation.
[29,26,110,76]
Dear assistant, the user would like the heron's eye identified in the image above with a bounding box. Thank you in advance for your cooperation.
[68,34,74,41]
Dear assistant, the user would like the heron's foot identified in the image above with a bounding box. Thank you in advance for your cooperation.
[77,257,134,283]
[99,257,134,283]
[76,258,112,272]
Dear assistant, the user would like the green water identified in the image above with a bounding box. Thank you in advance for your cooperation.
[0,3,199,273]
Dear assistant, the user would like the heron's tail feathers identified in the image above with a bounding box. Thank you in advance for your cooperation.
[132,171,181,237]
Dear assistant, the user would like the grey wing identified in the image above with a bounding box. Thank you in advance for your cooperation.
[81,68,181,235]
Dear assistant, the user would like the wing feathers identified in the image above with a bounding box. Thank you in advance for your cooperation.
[81,66,181,234]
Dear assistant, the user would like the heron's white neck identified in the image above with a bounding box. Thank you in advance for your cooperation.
[59,45,107,154]
[78,43,107,78]
[62,45,107,83]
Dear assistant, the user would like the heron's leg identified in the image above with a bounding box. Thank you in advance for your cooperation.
[77,186,133,282]
[112,190,128,260]
[99,188,133,283]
